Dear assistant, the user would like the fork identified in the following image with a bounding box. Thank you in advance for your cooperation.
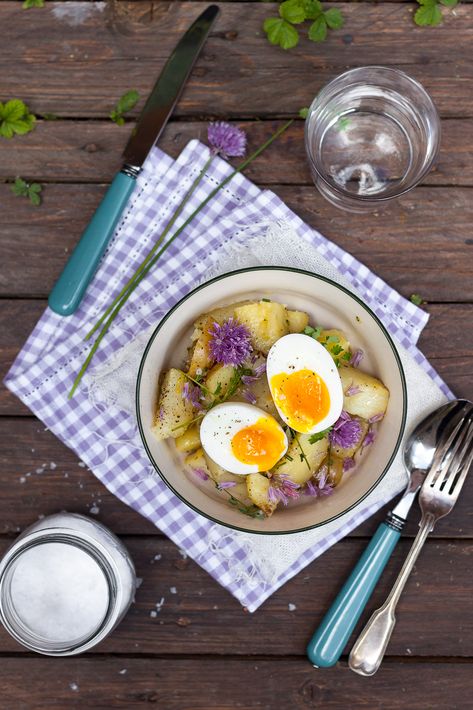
[349,413,473,676]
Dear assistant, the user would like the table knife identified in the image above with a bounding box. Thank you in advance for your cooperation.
[48,4,219,316]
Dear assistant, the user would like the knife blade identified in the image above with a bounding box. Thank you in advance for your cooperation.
[48,5,219,316]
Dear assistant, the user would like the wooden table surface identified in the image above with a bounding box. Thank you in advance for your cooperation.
[1,1,472,707]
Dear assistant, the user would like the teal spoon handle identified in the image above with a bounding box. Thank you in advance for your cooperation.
[48,170,137,316]
[306,516,403,668]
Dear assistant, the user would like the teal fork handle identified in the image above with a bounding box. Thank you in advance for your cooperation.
[306,520,402,668]
[48,170,137,316]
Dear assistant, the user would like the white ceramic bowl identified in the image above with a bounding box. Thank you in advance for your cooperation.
[136,267,407,534]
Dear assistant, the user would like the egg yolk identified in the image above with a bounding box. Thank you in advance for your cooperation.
[270,369,330,433]
[231,417,286,471]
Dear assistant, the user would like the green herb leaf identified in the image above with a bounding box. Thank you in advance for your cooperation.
[410,293,427,306]
[10,177,42,206]
[308,15,327,42]
[213,382,222,397]
[303,325,322,339]
[279,0,306,24]
[22,0,44,8]
[330,344,344,356]
[0,100,36,139]
[324,7,344,29]
[263,17,300,49]
[299,107,309,119]
[439,0,458,5]
[325,335,340,343]
[110,90,140,125]
[341,350,352,361]
[303,0,323,19]
[414,0,443,26]
[309,427,332,444]
[261,297,271,302]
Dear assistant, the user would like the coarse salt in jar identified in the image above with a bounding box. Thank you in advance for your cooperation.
[0,513,136,656]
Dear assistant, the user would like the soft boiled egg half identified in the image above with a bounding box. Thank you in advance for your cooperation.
[267,333,343,435]
[200,402,288,475]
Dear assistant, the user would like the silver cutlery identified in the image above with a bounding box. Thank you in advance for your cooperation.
[349,410,473,675]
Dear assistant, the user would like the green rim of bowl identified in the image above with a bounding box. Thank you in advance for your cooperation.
[136,266,408,535]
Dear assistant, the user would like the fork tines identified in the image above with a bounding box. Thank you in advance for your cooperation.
[427,411,473,497]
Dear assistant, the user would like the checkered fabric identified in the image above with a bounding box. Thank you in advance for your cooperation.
[4,140,452,611]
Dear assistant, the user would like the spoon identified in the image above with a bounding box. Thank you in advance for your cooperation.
[306,399,473,669]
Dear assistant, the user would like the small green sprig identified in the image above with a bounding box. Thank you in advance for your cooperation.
[10,177,42,206]
[414,0,458,26]
[110,90,140,126]
[410,293,427,306]
[23,0,44,7]
[0,100,36,139]
[264,0,344,51]
[309,427,332,444]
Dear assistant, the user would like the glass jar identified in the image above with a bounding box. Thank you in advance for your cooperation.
[0,513,136,656]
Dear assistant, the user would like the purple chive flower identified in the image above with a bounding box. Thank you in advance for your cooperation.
[343,457,356,472]
[242,388,257,405]
[182,381,203,410]
[208,318,252,367]
[330,411,362,449]
[192,467,209,481]
[208,122,247,159]
[305,468,333,497]
[254,362,266,378]
[349,349,364,367]
[268,474,300,506]
[369,413,385,423]
[362,429,376,448]
[218,481,238,490]
[345,384,360,397]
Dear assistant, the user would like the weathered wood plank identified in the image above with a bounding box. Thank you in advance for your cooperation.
[0,536,472,657]
[1,657,472,710]
[1,3,473,118]
[1,182,472,300]
[1,118,471,186]
[0,413,472,538]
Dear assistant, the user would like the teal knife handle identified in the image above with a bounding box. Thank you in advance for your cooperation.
[306,519,402,668]
[48,170,137,316]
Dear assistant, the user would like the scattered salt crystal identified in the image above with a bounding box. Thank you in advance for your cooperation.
[155,597,165,612]
[178,549,187,560]
[69,682,79,692]
[19,477,26,484]
[136,577,143,589]
[26,472,31,477]
[31,448,35,453]
[64,473,69,478]
[49,462,57,470]
[213,605,219,610]
[150,610,157,618]
[288,603,297,612]
[38,514,45,520]
[119,669,127,675]
[78,462,86,468]
[89,505,100,515]
[35,468,45,475]
[150,554,162,564]
[169,586,177,594]
[406,648,412,655]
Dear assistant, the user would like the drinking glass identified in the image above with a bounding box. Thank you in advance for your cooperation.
[304,67,441,212]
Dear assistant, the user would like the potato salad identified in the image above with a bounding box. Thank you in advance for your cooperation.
[152,299,389,519]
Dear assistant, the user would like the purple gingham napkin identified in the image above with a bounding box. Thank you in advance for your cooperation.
[5,140,452,611]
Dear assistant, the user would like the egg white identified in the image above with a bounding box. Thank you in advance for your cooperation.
[199,402,288,475]
[266,333,344,435]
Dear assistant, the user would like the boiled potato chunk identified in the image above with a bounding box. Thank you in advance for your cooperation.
[275,433,329,485]
[287,309,309,333]
[175,424,201,453]
[340,367,389,420]
[188,316,214,377]
[152,369,196,440]
[184,447,208,470]
[205,363,236,400]
[251,374,279,418]
[326,456,344,487]
[317,328,351,363]
[246,473,277,516]
[203,452,242,485]
[331,417,369,459]
[193,300,255,332]
[234,301,289,354]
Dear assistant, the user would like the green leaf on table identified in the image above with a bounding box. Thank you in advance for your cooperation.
[110,90,140,125]
[279,0,306,24]
[10,177,42,206]
[22,0,44,8]
[0,99,36,139]
[324,7,345,29]
[308,15,327,42]
[299,107,309,119]
[439,0,458,6]
[263,17,300,49]
[414,0,443,26]
[409,293,427,306]
[303,0,323,20]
